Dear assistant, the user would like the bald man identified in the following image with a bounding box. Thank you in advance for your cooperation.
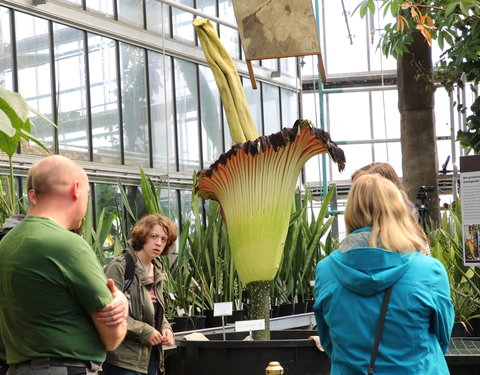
[0,155,128,375]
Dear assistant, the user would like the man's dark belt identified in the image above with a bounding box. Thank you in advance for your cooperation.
[15,357,101,370]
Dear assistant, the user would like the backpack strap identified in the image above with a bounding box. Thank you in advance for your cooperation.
[123,251,136,294]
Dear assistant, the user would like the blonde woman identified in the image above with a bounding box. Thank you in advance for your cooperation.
[313,174,453,374]
[351,162,430,254]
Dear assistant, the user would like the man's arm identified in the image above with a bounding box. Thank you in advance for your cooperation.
[91,279,127,351]
[94,279,129,326]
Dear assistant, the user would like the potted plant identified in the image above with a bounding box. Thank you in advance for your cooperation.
[173,17,344,375]
[428,202,480,336]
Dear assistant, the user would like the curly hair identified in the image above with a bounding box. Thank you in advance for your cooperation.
[130,214,178,255]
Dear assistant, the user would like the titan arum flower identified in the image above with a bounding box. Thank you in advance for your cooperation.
[193,18,346,340]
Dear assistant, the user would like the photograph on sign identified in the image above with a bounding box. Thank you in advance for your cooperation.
[231,0,320,60]
[460,170,480,265]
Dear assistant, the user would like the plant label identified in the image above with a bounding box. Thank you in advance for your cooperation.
[235,319,265,332]
[214,302,233,317]
[176,308,185,316]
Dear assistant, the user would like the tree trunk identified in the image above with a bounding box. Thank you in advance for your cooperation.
[397,32,440,226]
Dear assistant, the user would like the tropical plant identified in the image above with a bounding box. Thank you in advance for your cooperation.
[0,87,56,212]
[81,196,120,265]
[356,0,480,154]
[428,201,480,326]
[274,187,336,305]
[193,18,346,340]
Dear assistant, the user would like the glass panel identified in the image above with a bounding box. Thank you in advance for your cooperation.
[145,0,170,35]
[300,54,319,80]
[180,189,193,224]
[373,142,402,174]
[197,0,217,16]
[327,92,370,141]
[371,90,400,139]
[172,0,195,44]
[120,43,149,167]
[53,24,89,161]
[281,57,297,78]
[323,0,368,74]
[435,89,452,137]
[86,0,115,17]
[281,88,298,127]
[94,183,123,256]
[330,143,373,181]
[436,139,453,176]
[0,7,13,90]
[302,92,321,127]
[369,12,397,71]
[263,83,281,135]
[56,0,82,5]
[117,0,144,29]
[149,52,176,171]
[243,77,262,135]
[218,0,240,59]
[262,59,277,71]
[304,155,321,183]
[88,33,121,163]
[199,65,223,167]
[161,188,179,229]
[223,110,232,151]
[15,12,55,155]
[174,58,200,172]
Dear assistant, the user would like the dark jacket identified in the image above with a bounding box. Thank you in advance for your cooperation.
[104,243,172,374]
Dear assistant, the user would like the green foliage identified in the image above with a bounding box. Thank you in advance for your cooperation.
[0,87,56,211]
[274,187,336,304]
[428,202,480,323]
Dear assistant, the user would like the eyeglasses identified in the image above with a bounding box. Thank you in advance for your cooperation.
[150,234,168,243]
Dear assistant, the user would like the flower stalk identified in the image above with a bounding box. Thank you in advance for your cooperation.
[193,18,346,339]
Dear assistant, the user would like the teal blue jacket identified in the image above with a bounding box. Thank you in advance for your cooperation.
[314,228,454,374]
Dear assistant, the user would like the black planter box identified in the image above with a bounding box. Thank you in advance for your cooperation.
[175,330,330,375]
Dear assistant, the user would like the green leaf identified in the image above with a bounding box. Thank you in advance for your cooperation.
[445,2,459,16]
[20,128,51,155]
[0,109,16,137]
[367,0,375,15]
[0,88,30,123]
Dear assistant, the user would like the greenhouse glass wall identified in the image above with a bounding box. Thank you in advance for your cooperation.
[0,0,475,240]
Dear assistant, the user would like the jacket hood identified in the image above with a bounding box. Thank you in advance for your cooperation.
[328,248,417,296]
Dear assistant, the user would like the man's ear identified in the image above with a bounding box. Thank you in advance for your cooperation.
[28,189,36,206]
[71,181,80,199]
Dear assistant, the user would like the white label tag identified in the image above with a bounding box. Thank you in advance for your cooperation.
[235,319,265,332]
[214,302,233,317]
[310,280,315,287]
[176,308,185,316]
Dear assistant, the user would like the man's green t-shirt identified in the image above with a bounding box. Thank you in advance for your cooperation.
[0,216,112,364]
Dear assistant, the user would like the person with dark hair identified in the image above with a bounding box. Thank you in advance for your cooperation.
[314,174,453,374]
[103,214,177,375]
